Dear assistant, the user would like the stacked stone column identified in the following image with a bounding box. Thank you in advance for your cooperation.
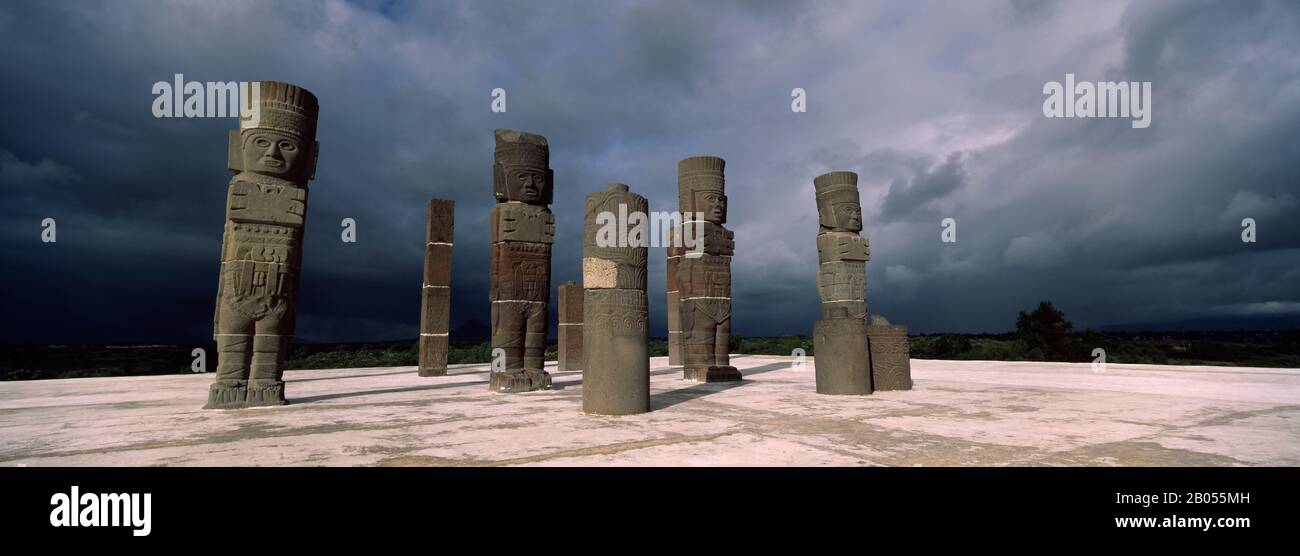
[419,199,454,377]
[557,281,583,372]
[206,81,320,410]
[665,231,684,365]
[582,184,650,414]
[489,129,554,393]
[812,171,873,395]
[676,156,741,382]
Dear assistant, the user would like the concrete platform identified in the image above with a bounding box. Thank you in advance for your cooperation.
[1,356,1297,466]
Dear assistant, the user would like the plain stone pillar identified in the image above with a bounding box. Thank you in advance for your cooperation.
[419,199,454,377]
[206,81,320,410]
[813,319,871,395]
[582,184,650,415]
[489,129,554,393]
[666,233,684,366]
[558,281,583,372]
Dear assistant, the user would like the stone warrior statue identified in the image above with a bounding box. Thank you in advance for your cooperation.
[812,171,912,393]
[206,81,320,409]
[582,184,650,414]
[812,171,871,395]
[676,156,741,382]
[489,129,554,392]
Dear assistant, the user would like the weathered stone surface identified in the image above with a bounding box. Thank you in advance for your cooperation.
[816,261,867,320]
[419,199,454,377]
[677,255,732,298]
[582,184,650,415]
[490,300,550,392]
[489,129,554,392]
[810,170,872,396]
[581,256,645,290]
[418,334,448,375]
[813,318,872,395]
[665,231,683,365]
[489,242,551,302]
[11,357,1297,467]
[695,221,735,256]
[490,202,555,244]
[677,157,740,382]
[867,315,913,391]
[420,287,452,334]
[419,288,451,377]
[426,198,455,243]
[423,244,453,287]
[814,171,863,233]
[557,281,583,372]
[207,81,320,410]
[583,289,649,415]
[816,231,869,263]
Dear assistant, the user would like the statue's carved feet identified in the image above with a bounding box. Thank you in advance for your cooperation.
[490,369,552,393]
[684,365,742,383]
[203,380,248,410]
[244,379,289,407]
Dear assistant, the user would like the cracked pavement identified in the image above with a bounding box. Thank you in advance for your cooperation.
[1,356,1297,466]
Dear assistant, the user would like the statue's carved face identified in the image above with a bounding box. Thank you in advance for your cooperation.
[696,191,727,223]
[832,202,862,231]
[506,166,547,203]
[242,129,306,178]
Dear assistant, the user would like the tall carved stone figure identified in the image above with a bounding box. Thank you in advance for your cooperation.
[677,156,741,382]
[557,281,583,372]
[206,81,320,409]
[419,199,454,377]
[582,184,650,414]
[812,171,872,395]
[489,129,554,392]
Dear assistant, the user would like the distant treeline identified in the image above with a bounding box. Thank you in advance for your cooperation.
[3,300,1297,380]
[3,329,1297,381]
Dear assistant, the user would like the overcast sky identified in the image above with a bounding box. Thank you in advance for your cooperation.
[1,0,1297,344]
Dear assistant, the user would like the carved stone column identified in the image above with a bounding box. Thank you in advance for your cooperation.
[206,81,320,409]
[867,315,913,390]
[582,184,650,414]
[811,171,872,395]
[677,156,741,382]
[489,129,554,393]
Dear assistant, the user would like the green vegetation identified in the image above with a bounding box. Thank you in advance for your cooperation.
[2,302,1296,381]
[284,341,501,369]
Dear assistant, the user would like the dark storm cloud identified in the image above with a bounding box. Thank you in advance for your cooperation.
[0,0,1296,344]
[877,152,967,223]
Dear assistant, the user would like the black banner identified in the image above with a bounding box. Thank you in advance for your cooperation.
[1,467,1290,546]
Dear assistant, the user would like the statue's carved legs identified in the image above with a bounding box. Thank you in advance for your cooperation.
[206,332,250,409]
[207,308,252,409]
[246,316,289,407]
[206,308,290,409]
[714,315,731,368]
[490,300,552,393]
[523,301,548,372]
[681,300,741,382]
